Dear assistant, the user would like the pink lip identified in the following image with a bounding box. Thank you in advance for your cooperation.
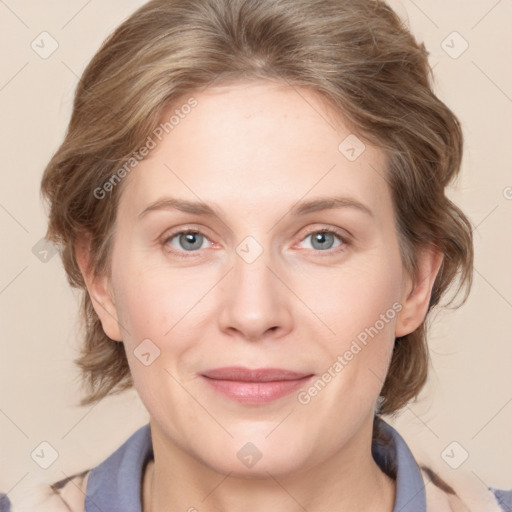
[200,366,314,404]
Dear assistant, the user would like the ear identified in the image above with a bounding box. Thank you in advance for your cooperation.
[75,232,123,342]
[395,245,443,338]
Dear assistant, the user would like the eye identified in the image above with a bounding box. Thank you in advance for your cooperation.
[298,228,347,252]
[161,226,349,258]
[163,229,212,254]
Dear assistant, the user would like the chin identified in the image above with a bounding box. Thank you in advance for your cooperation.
[192,434,313,478]
[209,451,309,479]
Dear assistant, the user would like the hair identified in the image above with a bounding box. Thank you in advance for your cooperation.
[40,0,473,416]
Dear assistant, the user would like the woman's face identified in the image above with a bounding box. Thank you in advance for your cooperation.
[90,80,430,476]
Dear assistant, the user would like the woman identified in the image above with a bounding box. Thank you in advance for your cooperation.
[4,0,510,510]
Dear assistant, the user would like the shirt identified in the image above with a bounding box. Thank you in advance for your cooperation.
[3,417,511,511]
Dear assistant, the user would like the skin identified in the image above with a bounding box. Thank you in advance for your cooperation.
[77,79,442,511]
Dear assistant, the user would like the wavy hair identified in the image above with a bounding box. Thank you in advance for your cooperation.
[40,0,473,415]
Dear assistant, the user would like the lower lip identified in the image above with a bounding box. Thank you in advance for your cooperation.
[201,375,313,404]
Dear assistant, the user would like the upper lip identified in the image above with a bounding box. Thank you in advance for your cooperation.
[201,366,313,382]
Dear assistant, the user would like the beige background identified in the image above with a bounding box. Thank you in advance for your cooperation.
[1,0,511,500]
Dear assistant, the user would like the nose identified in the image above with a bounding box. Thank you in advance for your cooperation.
[217,244,294,342]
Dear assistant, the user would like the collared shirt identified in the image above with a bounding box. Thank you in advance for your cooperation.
[2,418,510,511]
[84,419,427,511]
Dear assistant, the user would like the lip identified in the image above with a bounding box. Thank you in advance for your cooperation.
[200,366,314,404]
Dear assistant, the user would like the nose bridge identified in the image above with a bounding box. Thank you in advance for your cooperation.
[217,232,292,339]
[232,233,278,304]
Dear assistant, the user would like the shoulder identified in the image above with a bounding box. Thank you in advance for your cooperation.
[3,470,90,512]
[375,417,511,512]
[412,445,511,511]
[4,423,153,512]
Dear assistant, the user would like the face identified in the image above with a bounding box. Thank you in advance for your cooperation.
[84,79,438,477]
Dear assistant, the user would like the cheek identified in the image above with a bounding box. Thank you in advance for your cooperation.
[300,248,403,404]
[302,251,403,342]
[111,263,220,394]
[112,268,200,415]
[114,262,211,343]
[114,238,403,354]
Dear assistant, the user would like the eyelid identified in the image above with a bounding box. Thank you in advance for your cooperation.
[298,225,350,243]
[294,225,350,254]
[161,227,215,256]
[161,224,350,257]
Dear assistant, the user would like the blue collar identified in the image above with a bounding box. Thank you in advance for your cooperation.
[84,419,426,511]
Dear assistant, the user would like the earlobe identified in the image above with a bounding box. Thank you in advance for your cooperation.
[395,246,444,338]
[75,233,123,342]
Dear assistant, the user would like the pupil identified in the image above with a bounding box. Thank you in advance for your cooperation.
[182,232,202,250]
[313,232,333,250]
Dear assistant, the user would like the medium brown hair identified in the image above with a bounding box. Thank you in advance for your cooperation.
[40,0,473,415]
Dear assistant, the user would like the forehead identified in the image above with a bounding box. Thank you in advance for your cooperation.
[118,80,391,221]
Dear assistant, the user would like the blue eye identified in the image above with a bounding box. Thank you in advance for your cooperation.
[300,230,345,251]
[164,230,211,252]
[162,227,348,258]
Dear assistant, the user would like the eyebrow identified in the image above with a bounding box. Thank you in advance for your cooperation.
[137,195,374,220]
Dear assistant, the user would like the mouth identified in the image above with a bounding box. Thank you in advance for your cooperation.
[200,366,314,404]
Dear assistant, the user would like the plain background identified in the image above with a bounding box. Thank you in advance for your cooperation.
[1,0,511,500]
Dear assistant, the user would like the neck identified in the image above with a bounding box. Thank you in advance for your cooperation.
[142,418,396,512]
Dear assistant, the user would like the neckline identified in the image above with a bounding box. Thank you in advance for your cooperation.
[84,417,426,512]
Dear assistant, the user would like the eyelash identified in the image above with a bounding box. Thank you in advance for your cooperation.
[161,226,350,258]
